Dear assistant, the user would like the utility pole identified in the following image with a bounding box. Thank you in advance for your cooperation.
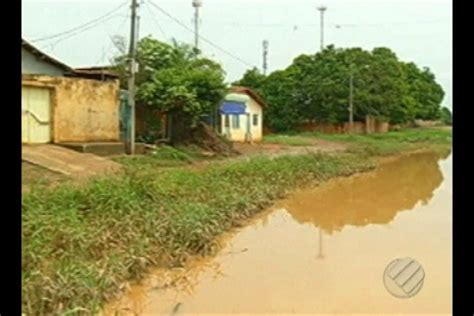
[348,65,368,134]
[192,0,202,50]
[349,72,354,134]
[317,5,327,51]
[127,0,139,154]
[262,40,269,75]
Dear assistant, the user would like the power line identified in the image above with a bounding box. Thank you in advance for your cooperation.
[30,1,128,43]
[94,13,130,65]
[144,2,167,39]
[147,0,256,68]
[330,18,447,28]
[39,14,125,51]
[175,18,447,29]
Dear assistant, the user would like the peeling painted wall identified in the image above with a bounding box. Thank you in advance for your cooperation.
[22,75,120,142]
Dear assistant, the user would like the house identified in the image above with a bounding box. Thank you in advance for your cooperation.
[218,86,265,143]
[21,39,122,151]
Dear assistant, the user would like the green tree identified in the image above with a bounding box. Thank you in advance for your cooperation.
[232,67,266,93]
[235,45,446,131]
[439,107,452,125]
[260,69,302,132]
[113,36,226,143]
[402,62,445,121]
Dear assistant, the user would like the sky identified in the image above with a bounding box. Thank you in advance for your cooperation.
[22,0,452,109]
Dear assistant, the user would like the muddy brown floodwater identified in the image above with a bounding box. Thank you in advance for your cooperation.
[105,150,452,316]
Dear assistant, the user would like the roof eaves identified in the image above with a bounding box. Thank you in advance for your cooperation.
[22,38,74,73]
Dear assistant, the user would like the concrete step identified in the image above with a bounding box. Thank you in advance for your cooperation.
[58,142,146,156]
[22,145,122,178]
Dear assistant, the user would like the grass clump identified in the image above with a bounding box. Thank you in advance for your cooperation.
[263,134,314,146]
[113,145,213,170]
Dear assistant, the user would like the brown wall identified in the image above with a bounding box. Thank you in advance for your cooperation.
[299,121,366,134]
[414,120,443,128]
[22,75,120,142]
[298,118,389,135]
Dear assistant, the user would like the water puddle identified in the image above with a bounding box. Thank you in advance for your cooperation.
[105,150,452,315]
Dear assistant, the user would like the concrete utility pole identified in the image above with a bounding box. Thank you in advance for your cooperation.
[349,72,354,133]
[348,65,368,134]
[262,40,269,75]
[317,5,327,51]
[127,0,139,155]
[192,0,202,50]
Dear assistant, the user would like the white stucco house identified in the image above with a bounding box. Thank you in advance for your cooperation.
[218,86,266,143]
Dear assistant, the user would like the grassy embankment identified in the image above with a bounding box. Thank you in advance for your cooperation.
[22,128,451,315]
[264,127,451,156]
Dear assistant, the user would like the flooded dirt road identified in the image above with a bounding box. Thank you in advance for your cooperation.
[107,150,452,315]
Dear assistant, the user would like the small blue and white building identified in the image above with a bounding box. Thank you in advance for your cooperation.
[219,86,265,143]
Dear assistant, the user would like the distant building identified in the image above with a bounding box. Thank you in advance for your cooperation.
[219,86,266,143]
[21,39,122,146]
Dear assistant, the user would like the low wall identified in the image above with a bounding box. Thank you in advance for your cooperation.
[298,119,388,134]
[414,120,443,127]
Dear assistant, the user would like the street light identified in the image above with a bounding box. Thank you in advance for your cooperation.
[317,5,327,51]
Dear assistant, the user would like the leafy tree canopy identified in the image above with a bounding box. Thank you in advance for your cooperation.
[235,45,445,132]
[113,36,227,126]
[115,36,226,142]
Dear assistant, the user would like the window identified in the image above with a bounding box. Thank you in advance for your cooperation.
[253,114,259,126]
[224,115,230,127]
[232,115,240,129]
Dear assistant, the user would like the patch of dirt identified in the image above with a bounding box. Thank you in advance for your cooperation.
[186,138,348,170]
[431,126,452,131]
[174,122,238,157]
[22,162,69,193]
[233,138,347,159]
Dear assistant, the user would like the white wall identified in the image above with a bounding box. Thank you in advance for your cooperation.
[221,94,263,143]
[22,48,66,76]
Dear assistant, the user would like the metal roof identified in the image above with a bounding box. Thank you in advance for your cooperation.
[229,86,267,108]
[22,38,74,73]
[22,39,119,80]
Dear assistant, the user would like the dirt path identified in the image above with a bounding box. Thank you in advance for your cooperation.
[233,139,347,158]
[22,140,348,191]
[22,162,69,193]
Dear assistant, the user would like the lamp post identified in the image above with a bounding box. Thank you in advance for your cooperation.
[192,0,202,50]
[317,5,327,51]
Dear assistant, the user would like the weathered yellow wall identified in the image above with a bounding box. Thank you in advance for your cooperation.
[22,75,120,142]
